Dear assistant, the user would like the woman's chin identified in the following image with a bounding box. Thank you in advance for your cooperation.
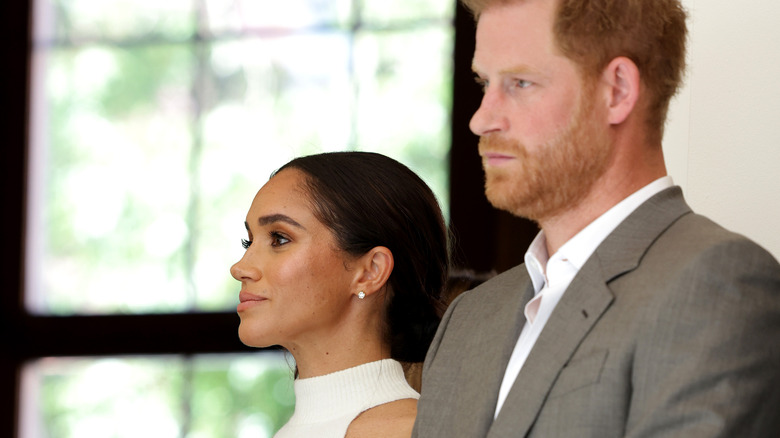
[237,327,272,348]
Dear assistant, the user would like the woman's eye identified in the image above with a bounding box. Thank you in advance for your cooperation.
[241,239,252,249]
[270,232,290,247]
[515,79,532,89]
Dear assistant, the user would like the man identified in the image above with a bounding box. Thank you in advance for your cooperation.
[413,0,780,436]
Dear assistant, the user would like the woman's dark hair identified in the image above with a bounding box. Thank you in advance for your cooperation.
[275,151,449,362]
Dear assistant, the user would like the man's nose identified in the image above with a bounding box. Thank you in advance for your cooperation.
[469,88,508,136]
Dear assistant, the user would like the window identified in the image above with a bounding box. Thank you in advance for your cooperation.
[27,0,453,315]
[12,0,455,436]
[20,353,296,438]
[2,1,535,436]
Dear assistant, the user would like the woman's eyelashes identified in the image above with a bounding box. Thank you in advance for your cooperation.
[241,227,292,250]
[241,233,290,250]
[270,231,290,247]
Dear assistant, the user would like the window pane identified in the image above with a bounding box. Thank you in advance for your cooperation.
[361,0,453,24]
[202,33,354,157]
[34,0,195,42]
[204,0,352,33]
[27,0,454,315]
[353,27,453,203]
[20,353,295,438]
[28,44,196,314]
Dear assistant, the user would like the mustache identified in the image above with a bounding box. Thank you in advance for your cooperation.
[478,135,528,156]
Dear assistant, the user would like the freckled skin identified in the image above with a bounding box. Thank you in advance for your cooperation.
[231,167,422,436]
[470,1,612,224]
[230,169,358,354]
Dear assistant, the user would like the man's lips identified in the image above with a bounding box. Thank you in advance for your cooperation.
[481,152,515,166]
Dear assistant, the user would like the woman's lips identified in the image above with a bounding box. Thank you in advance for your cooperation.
[237,291,267,312]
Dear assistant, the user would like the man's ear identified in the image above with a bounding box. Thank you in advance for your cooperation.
[353,246,394,299]
[601,56,640,126]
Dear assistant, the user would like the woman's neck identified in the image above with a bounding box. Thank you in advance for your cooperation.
[289,337,391,379]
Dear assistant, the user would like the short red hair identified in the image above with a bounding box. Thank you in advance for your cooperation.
[462,0,688,143]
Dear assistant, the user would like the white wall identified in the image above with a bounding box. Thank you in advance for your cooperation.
[664,0,780,260]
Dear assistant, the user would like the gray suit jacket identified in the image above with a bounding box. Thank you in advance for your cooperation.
[413,187,780,437]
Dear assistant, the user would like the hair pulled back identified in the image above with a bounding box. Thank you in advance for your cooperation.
[275,151,449,362]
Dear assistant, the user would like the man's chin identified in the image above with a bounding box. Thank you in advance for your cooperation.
[486,182,522,214]
[485,179,548,222]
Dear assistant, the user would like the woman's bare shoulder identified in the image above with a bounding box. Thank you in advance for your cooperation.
[345,398,418,438]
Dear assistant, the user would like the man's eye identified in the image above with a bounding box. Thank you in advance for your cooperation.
[516,79,532,89]
[474,77,488,92]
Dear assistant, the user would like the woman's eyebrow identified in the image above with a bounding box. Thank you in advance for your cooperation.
[256,214,305,229]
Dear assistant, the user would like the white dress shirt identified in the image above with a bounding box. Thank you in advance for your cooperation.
[494,176,674,417]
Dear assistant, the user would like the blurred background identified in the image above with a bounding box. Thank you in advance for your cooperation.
[5,1,532,437]
[4,0,780,436]
[25,0,454,317]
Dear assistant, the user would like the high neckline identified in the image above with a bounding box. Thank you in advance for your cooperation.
[290,359,418,424]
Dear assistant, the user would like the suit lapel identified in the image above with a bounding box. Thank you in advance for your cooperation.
[488,261,614,437]
[487,187,692,437]
[453,267,536,436]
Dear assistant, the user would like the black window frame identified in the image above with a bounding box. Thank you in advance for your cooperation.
[0,2,536,436]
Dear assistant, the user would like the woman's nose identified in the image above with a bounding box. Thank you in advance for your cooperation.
[230,252,259,282]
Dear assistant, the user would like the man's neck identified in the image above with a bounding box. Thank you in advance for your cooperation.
[540,168,666,256]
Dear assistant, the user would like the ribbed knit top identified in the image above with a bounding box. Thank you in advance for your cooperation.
[274,359,419,438]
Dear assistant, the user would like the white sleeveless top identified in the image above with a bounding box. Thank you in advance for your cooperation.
[274,359,419,438]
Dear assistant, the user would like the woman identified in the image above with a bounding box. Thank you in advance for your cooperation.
[230,151,449,438]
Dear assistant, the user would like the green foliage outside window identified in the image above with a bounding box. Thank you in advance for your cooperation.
[26,353,295,438]
[25,0,454,435]
[29,0,453,315]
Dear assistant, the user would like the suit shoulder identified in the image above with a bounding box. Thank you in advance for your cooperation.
[438,263,531,332]
[455,264,529,304]
[657,212,779,268]
[623,211,780,309]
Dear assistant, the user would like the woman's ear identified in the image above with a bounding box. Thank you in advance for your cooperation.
[601,56,640,126]
[353,246,394,299]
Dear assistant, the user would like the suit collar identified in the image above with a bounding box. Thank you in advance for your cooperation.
[488,186,691,437]
[594,186,691,282]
